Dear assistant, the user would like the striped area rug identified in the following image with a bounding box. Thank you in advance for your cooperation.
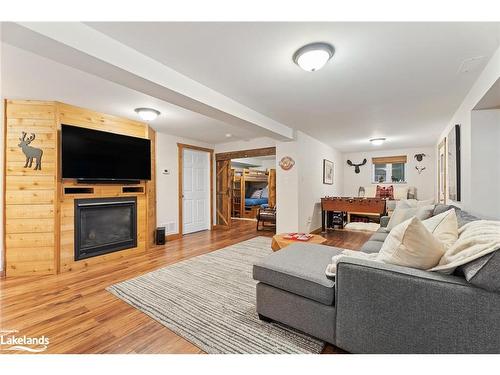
[107,236,325,354]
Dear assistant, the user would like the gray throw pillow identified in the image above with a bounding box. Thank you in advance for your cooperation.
[461,250,500,293]
[456,210,480,228]
[432,205,480,228]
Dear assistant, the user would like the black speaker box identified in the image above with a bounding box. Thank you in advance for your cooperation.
[155,227,166,245]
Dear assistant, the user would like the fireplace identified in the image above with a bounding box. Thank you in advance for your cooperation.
[74,197,137,261]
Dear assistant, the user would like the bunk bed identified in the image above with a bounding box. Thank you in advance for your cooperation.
[231,168,276,219]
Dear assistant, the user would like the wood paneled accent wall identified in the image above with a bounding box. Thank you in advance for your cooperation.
[3,100,156,277]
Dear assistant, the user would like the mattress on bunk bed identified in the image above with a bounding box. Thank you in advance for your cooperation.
[245,198,268,206]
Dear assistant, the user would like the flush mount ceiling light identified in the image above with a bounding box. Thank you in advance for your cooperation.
[293,42,335,72]
[225,133,232,138]
[134,107,160,121]
[370,138,386,146]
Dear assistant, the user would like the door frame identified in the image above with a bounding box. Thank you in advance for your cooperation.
[215,147,276,228]
[215,146,276,161]
[177,143,214,236]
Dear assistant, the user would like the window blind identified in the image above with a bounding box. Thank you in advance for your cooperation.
[372,155,407,164]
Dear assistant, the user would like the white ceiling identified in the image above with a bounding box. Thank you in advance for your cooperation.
[2,22,500,151]
[1,42,271,144]
[86,22,500,151]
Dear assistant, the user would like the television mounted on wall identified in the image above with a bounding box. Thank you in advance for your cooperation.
[61,124,151,183]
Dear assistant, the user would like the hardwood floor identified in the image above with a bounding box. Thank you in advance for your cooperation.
[0,220,369,354]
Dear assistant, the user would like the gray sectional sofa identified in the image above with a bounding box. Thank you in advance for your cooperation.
[253,204,500,353]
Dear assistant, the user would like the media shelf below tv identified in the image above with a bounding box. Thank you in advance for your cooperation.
[76,179,142,185]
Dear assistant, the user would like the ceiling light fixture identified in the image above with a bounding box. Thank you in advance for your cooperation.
[225,133,232,138]
[134,107,160,121]
[370,138,386,146]
[293,42,335,72]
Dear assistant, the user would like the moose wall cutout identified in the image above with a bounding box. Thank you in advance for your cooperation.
[347,158,367,174]
[18,132,43,170]
[414,153,426,162]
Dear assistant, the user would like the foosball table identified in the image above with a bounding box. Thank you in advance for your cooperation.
[321,197,387,231]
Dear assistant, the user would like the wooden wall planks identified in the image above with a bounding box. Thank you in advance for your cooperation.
[4,100,57,276]
[3,100,156,277]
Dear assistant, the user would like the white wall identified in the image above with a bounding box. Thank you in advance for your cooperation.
[276,131,343,233]
[297,132,343,232]
[156,132,214,234]
[437,45,500,213]
[276,139,299,233]
[343,147,436,200]
[470,109,500,219]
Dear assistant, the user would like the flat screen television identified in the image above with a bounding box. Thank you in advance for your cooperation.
[61,124,151,182]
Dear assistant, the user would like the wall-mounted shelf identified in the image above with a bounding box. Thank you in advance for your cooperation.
[122,186,144,194]
[64,187,95,195]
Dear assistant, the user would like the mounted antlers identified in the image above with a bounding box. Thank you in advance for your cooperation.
[414,153,426,162]
[415,166,426,174]
[19,132,36,144]
[347,158,367,174]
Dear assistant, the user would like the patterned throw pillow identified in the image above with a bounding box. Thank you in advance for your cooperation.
[376,185,394,199]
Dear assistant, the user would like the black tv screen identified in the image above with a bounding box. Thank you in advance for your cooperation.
[61,124,151,181]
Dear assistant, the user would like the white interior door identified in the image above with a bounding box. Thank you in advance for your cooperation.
[183,149,210,234]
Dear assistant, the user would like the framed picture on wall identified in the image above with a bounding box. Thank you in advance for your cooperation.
[447,124,461,201]
[438,138,447,204]
[323,159,334,184]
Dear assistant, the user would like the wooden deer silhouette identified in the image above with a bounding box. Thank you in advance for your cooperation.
[347,158,367,174]
[18,132,43,170]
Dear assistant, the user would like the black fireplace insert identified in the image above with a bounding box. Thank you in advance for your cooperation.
[74,197,137,261]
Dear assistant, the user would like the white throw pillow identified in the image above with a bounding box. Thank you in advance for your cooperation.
[422,209,458,250]
[397,199,435,209]
[397,199,418,209]
[393,186,409,200]
[364,186,376,198]
[387,207,417,230]
[417,199,435,207]
[386,205,434,231]
[377,216,445,269]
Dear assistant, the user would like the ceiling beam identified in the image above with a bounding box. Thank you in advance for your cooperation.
[10,22,295,140]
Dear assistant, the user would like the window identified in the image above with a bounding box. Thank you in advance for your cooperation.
[372,156,407,183]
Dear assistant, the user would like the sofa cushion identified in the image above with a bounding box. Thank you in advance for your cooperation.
[456,210,480,228]
[433,204,480,228]
[433,204,453,216]
[393,186,409,200]
[422,209,459,249]
[369,231,389,242]
[377,216,446,270]
[460,250,500,292]
[253,243,341,306]
[360,240,384,254]
[386,205,434,231]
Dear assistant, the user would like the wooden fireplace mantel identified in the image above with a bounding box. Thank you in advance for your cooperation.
[3,100,157,277]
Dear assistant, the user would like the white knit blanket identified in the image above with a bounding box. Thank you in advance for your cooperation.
[325,220,500,277]
[429,220,500,274]
[325,250,379,277]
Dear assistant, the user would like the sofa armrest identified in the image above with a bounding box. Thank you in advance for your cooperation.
[334,257,500,353]
[379,216,390,227]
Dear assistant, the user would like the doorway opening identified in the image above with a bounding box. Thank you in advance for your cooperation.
[215,147,276,230]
